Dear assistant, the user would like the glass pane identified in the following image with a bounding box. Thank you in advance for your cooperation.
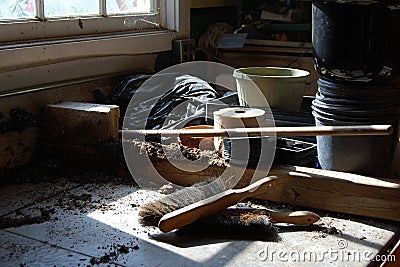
[44,0,99,17]
[107,0,152,14]
[0,0,36,19]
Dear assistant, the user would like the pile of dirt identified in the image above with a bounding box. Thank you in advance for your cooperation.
[125,139,227,167]
[0,108,39,134]
[0,156,135,186]
[0,208,54,229]
[0,138,226,185]
[90,243,139,265]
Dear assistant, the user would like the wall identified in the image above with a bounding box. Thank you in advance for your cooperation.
[0,0,191,114]
[0,54,158,117]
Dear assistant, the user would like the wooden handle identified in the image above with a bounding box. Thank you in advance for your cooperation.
[158,176,278,233]
[268,211,320,225]
[121,125,393,138]
[220,209,320,225]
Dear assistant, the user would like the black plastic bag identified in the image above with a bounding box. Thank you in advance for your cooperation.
[144,75,217,129]
[97,74,218,130]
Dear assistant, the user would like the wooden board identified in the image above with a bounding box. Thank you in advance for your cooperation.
[245,39,312,48]
[395,137,400,177]
[191,0,238,9]
[264,165,400,222]
[384,238,400,266]
[124,140,400,221]
[222,46,313,55]
[380,233,400,267]
[44,102,120,145]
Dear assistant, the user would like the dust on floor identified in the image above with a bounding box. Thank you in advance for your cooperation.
[0,173,398,267]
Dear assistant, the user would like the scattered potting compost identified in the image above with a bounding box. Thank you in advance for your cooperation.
[0,0,399,266]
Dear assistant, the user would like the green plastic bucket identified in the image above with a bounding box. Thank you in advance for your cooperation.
[233,67,310,111]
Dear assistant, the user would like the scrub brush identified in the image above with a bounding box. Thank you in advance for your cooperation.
[139,175,238,227]
[175,208,320,241]
[158,176,278,232]
[177,208,279,240]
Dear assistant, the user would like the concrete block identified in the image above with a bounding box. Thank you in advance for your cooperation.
[44,102,119,145]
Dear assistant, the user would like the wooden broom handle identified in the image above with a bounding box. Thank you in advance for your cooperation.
[121,125,393,138]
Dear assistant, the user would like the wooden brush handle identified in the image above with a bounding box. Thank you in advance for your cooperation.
[220,209,320,225]
[158,176,278,233]
[268,211,320,225]
[122,125,393,138]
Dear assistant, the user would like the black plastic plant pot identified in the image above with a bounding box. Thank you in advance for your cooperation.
[313,109,399,177]
[312,0,400,82]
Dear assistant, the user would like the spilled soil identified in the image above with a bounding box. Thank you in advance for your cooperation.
[0,108,39,134]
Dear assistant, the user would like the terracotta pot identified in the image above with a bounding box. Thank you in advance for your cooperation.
[179,125,215,151]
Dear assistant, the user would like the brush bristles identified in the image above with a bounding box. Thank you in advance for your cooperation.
[139,178,227,226]
[177,210,278,240]
[214,209,276,228]
[138,201,179,227]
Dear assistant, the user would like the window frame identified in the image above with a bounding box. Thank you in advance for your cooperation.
[0,0,189,95]
[0,0,164,43]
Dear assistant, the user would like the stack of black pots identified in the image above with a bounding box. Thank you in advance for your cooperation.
[312,0,400,177]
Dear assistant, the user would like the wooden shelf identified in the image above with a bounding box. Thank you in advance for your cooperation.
[245,39,312,48]
[190,0,239,9]
[267,23,311,31]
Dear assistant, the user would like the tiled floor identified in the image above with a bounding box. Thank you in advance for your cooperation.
[0,179,398,267]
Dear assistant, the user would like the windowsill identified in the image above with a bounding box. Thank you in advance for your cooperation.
[0,29,175,72]
[0,13,161,43]
[0,29,180,95]
[0,28,168,49]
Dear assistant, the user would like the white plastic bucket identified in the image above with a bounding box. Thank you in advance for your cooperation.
[233,67,310,111]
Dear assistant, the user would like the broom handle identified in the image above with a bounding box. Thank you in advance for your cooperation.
[121,125,393,138]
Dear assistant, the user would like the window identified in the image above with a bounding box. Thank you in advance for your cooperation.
[0,0,189,96]
[0,0,164,43]
[1,0,155,18]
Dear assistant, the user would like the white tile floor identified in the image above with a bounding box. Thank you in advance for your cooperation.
[0,179,398,267]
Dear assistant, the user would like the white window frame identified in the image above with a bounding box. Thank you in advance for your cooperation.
[0,0,189,95]
[0,0,163,43]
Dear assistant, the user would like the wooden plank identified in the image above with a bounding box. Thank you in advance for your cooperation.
[378,233,400,267]
[190,0,238,9]
[261,165,400,222]
[123,140,400,221]
[266,23,312,31]
[44,102,120,145]
[222,45,313,55]
[394,137,400,178]
[383,238,400,266]
[245,39,313,48]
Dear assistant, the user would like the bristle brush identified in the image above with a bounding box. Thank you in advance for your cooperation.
[175,208,320,240]
[138,176,276,228]
[158,176,278,232]
[177,209,279,240]
[139,177,229,227]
